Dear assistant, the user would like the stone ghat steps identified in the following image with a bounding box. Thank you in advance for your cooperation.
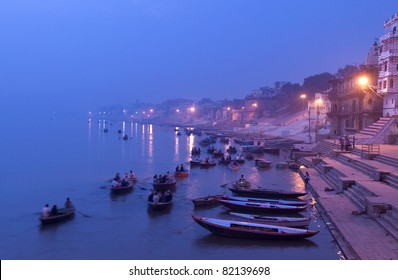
[378,207,398,241]
[374,154,398,169]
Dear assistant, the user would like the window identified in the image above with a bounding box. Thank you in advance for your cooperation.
[379,82,382,89]
[390,79,394,89]
[383,80,387,89]
[384,62,388,71]
[394,26,397,34]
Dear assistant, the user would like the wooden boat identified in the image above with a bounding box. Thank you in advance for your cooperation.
[40,208,75,225]
[255,158,272,168]
[228,187,307,199]
[148,200,172,211]
[174,170,189,177]
[200,159,217,168]
[218,199,308,214]
[288,162,300,170]
[218,158,231,165]
[229,212,311,227]
[222,195,308,206]
[111,183,133,193]
[190,159,201,166]
[191,194,224,207]
[153,178,177,191]
[275,162,288,169]
[192,215,318,239]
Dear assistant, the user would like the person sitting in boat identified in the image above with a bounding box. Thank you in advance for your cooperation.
[114,172,121,181]
[152,192,160,204]
[128,170,136,181]
[175,165,179,172]
[111,179,120,188]
[120,178,129,187]
[163,190,173,203]
[64,198,74,210]
[50,205,58,216]
[42,204,50,217]
[148,190,156,202]
[179,164,185,172]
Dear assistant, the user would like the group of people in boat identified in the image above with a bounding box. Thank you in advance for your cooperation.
[191,147,201,155]
[153,172,172,184]
[42,197,74,217]
[111,171,136,188]
[148,190,173,204]
[175,164,186,172]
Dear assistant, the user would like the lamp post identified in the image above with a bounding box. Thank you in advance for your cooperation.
[300,94,306,119]
[315,99,322,143]
[308,105,311,143]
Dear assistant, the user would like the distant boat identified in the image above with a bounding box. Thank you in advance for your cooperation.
[255,158,272,168]
[192,215,318,239]
[111,183,133,194]
[153,178,177,192]
[222,195,308,206]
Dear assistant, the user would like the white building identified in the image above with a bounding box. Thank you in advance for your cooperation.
[378,13,398,117]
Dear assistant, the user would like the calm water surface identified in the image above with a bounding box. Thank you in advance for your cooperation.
[0,116,342,260]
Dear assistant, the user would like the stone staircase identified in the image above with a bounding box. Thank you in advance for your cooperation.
[334,154,375,179]
[344,183,375,213]
[356,118,395,144]
[377,206,398,240]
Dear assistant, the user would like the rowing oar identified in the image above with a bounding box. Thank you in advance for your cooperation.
[76,210,90,218]
[138,185,151,191]
[177,220,196,234]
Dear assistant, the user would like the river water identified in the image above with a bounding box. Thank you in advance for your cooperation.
[0,115,342,260]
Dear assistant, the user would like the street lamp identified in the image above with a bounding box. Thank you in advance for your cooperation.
[358,76,383,98]
[300,94,306,118]
[315,99,322,143]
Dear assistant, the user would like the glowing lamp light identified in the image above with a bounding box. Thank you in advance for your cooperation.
[252,103,258,108]
[358,76,369,86]
[300,94,306,99]
[189,107,195,112]
[176,109,180,113]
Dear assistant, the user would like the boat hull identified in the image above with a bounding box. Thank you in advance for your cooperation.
[229,212,311,227]
[192,215,318,240]
[111,184,133,193]
[148,201,172,211]
[153,179,177,192]
[219,199,307,214]
[229,187,307,199]
[192,195,223,207]
[40,209,75,225]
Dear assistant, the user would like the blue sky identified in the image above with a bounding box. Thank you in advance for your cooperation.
[0,0,397,114]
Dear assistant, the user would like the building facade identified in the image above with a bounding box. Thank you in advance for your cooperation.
[327,65,383,136]
[378,13,398,117]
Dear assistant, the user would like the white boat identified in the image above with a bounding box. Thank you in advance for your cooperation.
[229,212,311,227]
[222,195,308,206]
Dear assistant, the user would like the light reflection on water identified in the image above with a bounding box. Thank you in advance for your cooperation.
[0,118,342,260]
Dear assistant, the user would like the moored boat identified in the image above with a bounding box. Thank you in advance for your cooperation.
[200,159,217,168]
[255,158,272,168]
[192,194,224,207]
[229,212,311,227]
[192,215,318,239]
[229,187,307,199]
[218,199,308,214]
[222,195,308,206]
[40,208,75,225]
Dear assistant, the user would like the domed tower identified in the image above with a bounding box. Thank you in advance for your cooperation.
[377,13,398,117]
[365,41,379,66]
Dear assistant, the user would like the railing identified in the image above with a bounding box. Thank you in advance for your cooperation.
[361,144,380,155]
